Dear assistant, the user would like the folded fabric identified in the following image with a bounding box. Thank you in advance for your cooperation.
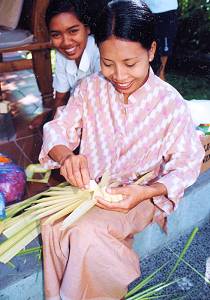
[185,99,210,126]
[0,0,24,30]
[0,29,33,48]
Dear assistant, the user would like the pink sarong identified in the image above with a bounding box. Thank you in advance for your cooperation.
[41,199,155,300]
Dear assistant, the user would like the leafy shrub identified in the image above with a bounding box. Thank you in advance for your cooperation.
[175,0,210,54]
[170,0,210,73]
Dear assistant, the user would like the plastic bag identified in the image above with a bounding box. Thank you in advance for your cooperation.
[0,154,26,205]
[0,192,6,219]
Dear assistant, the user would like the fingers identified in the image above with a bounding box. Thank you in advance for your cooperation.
[96,184,145,212]
[96,196,129,213]
[61,161,77,186]
[9,103,19,117]
[60,154,90,188]
[72,157,84,187]
[106,186,130,196]
[107,184,143,197]
[80,158,90,186]
[96,201,128,213]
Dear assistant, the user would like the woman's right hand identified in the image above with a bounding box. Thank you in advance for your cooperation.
[60,154,90,188]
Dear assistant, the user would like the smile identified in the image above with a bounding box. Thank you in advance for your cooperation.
[64,46,77,55]
[112,81,134,90]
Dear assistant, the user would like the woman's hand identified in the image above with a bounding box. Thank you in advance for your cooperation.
[9,103,19,117]
[96,183,167,213]
[60,153,90,188]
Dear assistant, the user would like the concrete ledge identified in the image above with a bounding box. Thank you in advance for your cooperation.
[134,169,210,257]
[1,169,210,299]
[0,271,43,300]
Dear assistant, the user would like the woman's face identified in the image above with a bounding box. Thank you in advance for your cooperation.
[49,12,90,64]
[99,36,156,100]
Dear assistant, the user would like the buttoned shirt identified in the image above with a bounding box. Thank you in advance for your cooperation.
[53,35,100,93]
[40,69,204,223]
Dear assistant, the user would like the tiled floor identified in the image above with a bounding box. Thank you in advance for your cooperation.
[0,64,63,200]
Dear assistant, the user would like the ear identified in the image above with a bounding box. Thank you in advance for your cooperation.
[86,26,91,35]
[148,41,157,62]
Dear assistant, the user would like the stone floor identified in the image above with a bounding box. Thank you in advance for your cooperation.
[131,220,210,300]
[0,65,63,200]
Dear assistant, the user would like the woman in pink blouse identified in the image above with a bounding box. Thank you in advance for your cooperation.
[39,1,204,299]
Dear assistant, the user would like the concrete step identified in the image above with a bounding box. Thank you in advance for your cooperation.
[134,168,210,257]
[0,271,44,300]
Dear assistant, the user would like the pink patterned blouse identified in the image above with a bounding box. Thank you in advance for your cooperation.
[39,69,204,223]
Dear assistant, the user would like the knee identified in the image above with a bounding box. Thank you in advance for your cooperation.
[63,222,102,266]
[71,217,99,238]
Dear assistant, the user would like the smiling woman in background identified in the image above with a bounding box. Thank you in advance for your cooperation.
[39,1,204,299]
[45,0,100,111]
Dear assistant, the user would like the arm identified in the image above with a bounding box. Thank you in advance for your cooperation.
[28,92,68,129]
[154,107,204,209]
[54,91,70,109]
[39,83,90,187]
[98,102,204,214]
[48,145,90,188]
[48,145,74,165]
[51,91,70,119]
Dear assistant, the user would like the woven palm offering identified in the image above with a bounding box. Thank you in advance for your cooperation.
[0,171,153,263]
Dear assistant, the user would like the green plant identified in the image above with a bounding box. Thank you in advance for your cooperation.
[166,70,210,100]
[175,0,210,54]
[125,227,209,300]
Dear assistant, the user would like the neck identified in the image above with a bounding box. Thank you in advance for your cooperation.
[123,68,150,104]
[123,95,129,104]
[75,57,81,67]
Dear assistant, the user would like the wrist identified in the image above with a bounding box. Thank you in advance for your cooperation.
[145,183,167,199]
[60,153,74,166]
[49,145,74,166]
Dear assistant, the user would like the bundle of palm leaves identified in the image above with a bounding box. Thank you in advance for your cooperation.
[0,173,125,264]
[0,171,154,264]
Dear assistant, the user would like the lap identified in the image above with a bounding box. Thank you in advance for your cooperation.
[41,199,155,243]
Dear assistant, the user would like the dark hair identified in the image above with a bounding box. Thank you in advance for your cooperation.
[45,0,89,29]
[94,0,155,50]
[85,0,111,34]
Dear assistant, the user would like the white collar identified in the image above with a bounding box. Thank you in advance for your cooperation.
[66,41,91,75]
[79,48,90,73]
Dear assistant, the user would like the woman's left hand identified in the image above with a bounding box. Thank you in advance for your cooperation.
[96,182,167,213]
[96,184,150,213]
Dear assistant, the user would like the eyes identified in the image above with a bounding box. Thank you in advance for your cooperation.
[68,28,80,34]
[102,62,112,67]
[102,61,137,68]
[126,63,137,68]
[50,28,80,39]
[50,32,60,39]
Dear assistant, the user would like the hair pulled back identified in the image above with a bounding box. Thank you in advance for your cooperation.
[94,0,155,50]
